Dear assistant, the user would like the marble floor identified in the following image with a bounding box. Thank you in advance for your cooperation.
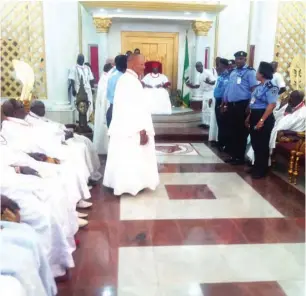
[57,143,305,296]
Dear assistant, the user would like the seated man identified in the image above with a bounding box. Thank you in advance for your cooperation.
[269,90,305,149]
[26,100,102,183]
[247,91,305,163]
[1,99,92,209]
[1,205,57,295]
[142,62,172,115]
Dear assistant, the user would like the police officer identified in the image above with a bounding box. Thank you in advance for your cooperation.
[245,62,278,179]
[223,51,257,165]
[213,58,230,150]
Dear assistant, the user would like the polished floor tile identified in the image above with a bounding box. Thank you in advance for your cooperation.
[58,143,305,296]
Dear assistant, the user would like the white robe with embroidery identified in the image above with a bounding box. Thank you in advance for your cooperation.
[142,73,172,115]
[68,64,94,119]
[103,69,160,196]
[93,71,110,154]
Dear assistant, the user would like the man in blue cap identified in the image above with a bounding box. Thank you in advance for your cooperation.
[223,51,257,165]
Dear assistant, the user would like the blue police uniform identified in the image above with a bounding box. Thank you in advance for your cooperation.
[214,71,230,148]
[224,64,257,163]
[106,69,124,128]
[224,65,258,102]
[249,80,279,177]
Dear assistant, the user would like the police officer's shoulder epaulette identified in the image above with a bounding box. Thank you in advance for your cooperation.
[267,81,279,95]
[247,66,255,71]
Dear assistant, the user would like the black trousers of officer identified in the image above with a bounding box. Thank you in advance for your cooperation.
[227,100,249,160]
[215,98,229,148]
[250,109,275,175]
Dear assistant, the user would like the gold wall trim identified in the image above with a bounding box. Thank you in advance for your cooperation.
[213,15,219,64]
[274,1,306,92]
[93,17,112,33]
[246,0,254,60]
[1,1,47,99]
[192,21,213,36]
[81,1,226,13]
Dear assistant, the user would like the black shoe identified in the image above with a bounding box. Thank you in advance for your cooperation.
[246,167,254,174]
[251,172,266,179]
[230,159,245,166]
[224,157,235,163]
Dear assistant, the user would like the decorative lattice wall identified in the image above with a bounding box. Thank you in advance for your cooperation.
[0,2,46,98]
[274,1,306,92]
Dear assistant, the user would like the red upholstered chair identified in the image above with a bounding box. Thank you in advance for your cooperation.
[144,61,162,76]
[273,130,305,184]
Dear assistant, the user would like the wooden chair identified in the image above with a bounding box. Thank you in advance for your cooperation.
[273,130,305,184]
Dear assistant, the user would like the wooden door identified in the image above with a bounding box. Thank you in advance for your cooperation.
[121,31,179,90]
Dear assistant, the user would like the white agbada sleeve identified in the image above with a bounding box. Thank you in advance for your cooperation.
[270,106,306,149]
[68,67,76,80]
[109,72,154,137]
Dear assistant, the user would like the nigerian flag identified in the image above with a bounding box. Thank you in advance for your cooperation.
[181,34,190,107]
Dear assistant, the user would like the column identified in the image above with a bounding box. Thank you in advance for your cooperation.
[93,17,112,74]
[192,20,213,66]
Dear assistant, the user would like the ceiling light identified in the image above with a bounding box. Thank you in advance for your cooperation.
[100,8,105,12]
[184,11,191,15]
[116,8,122,12]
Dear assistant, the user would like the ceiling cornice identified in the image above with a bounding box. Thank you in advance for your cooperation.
[80,1,226,13]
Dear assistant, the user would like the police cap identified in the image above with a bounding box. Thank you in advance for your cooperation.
[219,58,229,66]
[258,61,273,80]
[234,51,247,58]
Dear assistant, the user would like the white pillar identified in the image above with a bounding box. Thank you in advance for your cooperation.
[43,1,79,123]
[192,21,213,78]
[93,17,112,73]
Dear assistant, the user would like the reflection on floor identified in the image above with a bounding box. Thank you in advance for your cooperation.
[58,143,305,296]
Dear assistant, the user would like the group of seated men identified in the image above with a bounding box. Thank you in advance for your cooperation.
[0,98,102,295]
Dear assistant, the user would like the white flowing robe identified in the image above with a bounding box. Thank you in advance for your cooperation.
[1,118,91,198]
[93,71,110,154]
[208,70,219,141]
[0,166,75,277]
[0,144,79,242]
[68,64,94,119]
[142,73,172,115]
[0,221,57,296]
[103,69,160,196]
[25,112,101,180]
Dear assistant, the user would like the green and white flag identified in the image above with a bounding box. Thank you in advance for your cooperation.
[181,34,190,107]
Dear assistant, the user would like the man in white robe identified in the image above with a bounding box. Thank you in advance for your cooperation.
[0,220,57,296]
[142,62,172,115]
[1,190,74,278]
[93,63,113,154]
[271,61,287,108]
[186,62,216,126]
[247,91,305,163]
[1,99,92,210]
[269,91,306,149]
[25,100,101,182]
[68,54,95,120]
[103,54,159,196]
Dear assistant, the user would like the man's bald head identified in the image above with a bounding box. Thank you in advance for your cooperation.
[127,54,145,76]
[2,99,26,119]
[195,61,203,73]
[77,53,85,66]
[2,100,15,117]
[289,90,305,108]
[30,100,46,117]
